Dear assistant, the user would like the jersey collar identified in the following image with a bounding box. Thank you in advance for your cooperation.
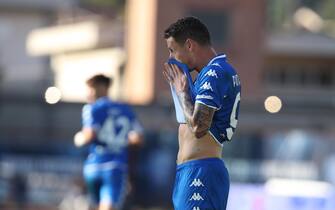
[94,96,109,104]
[207,54,226,66]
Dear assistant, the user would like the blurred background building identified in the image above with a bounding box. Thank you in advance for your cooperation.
[0,0,335,209]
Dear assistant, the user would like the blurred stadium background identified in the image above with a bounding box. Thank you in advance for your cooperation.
[0,0,335,209]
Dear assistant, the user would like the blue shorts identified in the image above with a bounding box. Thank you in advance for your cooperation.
[83,162,127,209]
[173,158,230,210]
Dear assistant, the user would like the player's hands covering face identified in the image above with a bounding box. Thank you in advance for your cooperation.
[163,63,188,93]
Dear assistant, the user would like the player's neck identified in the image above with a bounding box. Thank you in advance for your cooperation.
[194,47,217,72]
[94,94,108,101]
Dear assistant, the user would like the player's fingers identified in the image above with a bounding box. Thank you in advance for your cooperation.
[163,70,172,83]
[172,64,182,74]
[165,63,177,78]
[182,72,187,81]
[164,63,173,76]
[163,63,170,76]
[171,64,181,76]
[171,64,187,81]
[163,63,174,81]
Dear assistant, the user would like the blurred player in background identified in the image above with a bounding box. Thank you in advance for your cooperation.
[163,17,241,210]
[74,74,143,210]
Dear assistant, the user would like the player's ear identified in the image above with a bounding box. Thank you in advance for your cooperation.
[184,38,193,50]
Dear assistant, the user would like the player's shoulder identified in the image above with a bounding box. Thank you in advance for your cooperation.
[93,97,107,107]
[111,100,129,108]
[111,101,135,115]
[83,103,92,110]
[82,104,92,114]
[199,62,229,81]
[87,97,112,114]
[211,59,239,78]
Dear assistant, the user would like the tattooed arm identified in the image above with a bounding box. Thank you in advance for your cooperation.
[163,63,215,138]
[177,91,215,138]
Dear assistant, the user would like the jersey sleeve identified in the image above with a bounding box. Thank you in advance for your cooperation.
[123,104,144,134]
[131,118,144,134]
[195,67,229,110]
[82,104,101,130]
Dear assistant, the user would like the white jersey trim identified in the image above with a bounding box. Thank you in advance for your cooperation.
[208,130,224,147]
[195,100,221,110]
[208,54,226,66]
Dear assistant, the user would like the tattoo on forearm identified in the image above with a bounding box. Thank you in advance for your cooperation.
[176,91,194,127]
[177,91,215,138]
[193,104,214,137]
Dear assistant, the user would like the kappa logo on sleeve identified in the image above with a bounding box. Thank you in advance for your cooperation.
[190,178,205,187]
[200,82,213,91]
[189,193,204,201]
[205,69,218,78]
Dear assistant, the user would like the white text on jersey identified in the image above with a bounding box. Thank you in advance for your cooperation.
[232,75,240,87]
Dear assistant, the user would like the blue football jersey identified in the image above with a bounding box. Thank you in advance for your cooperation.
[194,54,241,144]
[82,97,143,164]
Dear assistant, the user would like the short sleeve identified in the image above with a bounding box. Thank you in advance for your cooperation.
[125,105,144,134]
[82,104,100,130]
[195,68,229,110]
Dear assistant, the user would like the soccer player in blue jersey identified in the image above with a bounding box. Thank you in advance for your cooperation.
[74,74,143,210]
[163,17,241,210]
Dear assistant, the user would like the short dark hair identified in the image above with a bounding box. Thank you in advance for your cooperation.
[86,74,112,88]
[164,16,211,46]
